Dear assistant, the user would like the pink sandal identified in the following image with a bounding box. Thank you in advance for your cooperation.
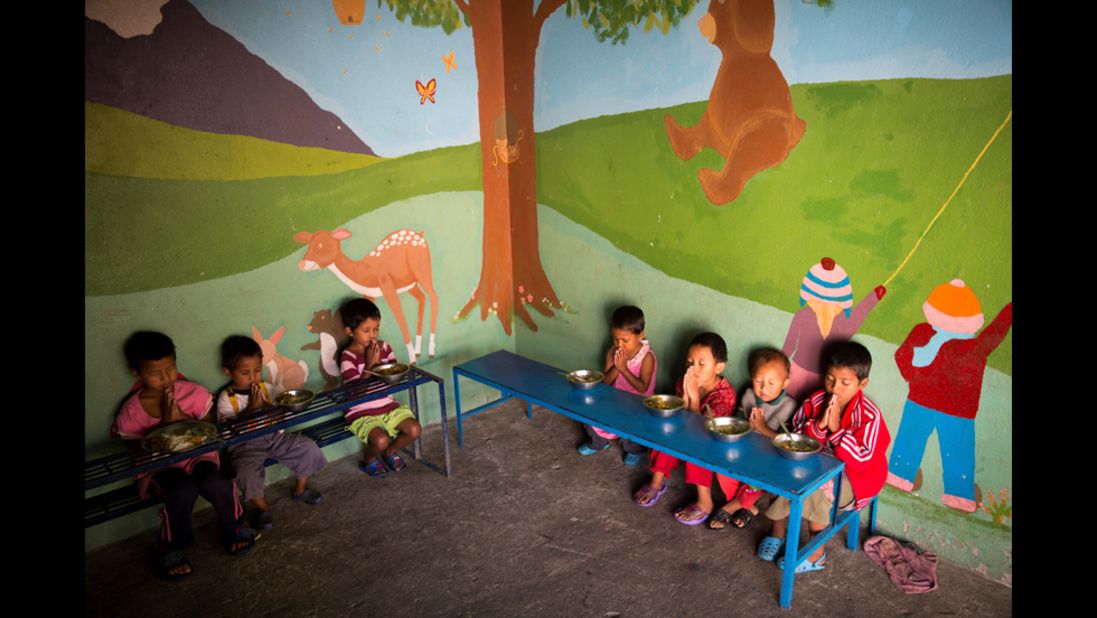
[633,481,668,507]
[674,503,711,526]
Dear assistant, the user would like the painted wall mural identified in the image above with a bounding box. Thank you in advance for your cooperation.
[251,325,309,391]
[887,281,1012,513]
[295,228,440,364]
[303,308,350,390]
[783,257,885,401]
[664,0,805,205]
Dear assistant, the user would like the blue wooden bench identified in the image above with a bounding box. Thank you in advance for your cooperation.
[85,367,450,528]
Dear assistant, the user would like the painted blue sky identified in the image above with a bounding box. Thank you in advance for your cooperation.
[186,0,1011,157]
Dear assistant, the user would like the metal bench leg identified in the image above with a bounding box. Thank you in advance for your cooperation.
[780,499,803,609]
[438,379,451,476]
[526,399,533,419]
[454,371,465,449]
[409,382,422,461]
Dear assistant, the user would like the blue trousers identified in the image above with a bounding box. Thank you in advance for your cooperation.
[887,399,976,501]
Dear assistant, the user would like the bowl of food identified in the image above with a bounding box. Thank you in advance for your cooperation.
[372,363,410,385]
[565,369,604,390]
[706,416,751,442]
[275,388,315,412]
[141,421,219,453]
[772,432,823,461]
[643,394,684,418]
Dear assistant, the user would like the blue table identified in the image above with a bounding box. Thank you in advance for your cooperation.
[453,350,877,609]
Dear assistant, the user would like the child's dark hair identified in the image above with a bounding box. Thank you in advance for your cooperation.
[749,347,790,377]
[689,332,727,364]
[221,335,262,370]
[827,340,872,381]
[610,305,645,334]
[123,331,175,370]
[339,298,382,331]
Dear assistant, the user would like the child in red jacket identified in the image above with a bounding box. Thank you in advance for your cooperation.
[756,340,891,572]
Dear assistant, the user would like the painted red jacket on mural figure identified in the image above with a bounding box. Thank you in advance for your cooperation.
[894,302,1013,420]
[798,389,891,511]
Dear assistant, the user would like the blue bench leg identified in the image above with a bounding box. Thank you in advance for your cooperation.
[780,499,803,609]
[526,399,532,419]
[454,371,465,449]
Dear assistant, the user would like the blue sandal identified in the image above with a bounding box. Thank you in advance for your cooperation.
[623,452,644,466]
[758,535,783,561]
[384,453,407,473]
[292,488,324,506]
[777,553,827,573]
[225,526,257,556]
[578,442,610,456]
[359,459,387,477]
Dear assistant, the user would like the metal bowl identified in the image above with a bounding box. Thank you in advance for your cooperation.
[275,388,315,412]
[372,362,410,385]
[565,369,604,390]
[772,432,823,461]
[643,394,684,418]
[706,416,751,442]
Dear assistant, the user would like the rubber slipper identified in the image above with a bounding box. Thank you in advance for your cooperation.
[225,526,257,556]
[633,481,667,507]
[623,452,644,466]
[777,553,827,573]
[730,507,755,529]
[254,511,274,530]
[292,488,324,506]
[384,453,407,473]
[758,535,783,561]
[157,550,193,581]
[578,442,610,456]
[673,503,711,526]
[707,508,734,531]
[359,459,387,477]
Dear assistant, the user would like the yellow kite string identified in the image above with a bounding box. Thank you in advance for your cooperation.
[884,109,1012,287]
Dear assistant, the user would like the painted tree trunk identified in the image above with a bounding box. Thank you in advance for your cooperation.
[457,0,563,335]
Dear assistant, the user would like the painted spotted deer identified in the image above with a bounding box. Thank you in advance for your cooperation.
[294,228,439,364]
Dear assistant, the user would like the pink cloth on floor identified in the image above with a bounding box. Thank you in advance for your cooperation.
[863,535,939,594]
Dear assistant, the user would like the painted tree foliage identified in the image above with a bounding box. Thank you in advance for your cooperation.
[364,0,698,335]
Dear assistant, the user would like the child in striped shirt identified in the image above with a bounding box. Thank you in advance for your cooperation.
[339,298,422,477]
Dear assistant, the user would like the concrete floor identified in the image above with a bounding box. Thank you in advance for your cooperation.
[85,400,1011,617]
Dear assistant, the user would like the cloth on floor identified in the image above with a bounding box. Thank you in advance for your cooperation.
[864,535,939,594]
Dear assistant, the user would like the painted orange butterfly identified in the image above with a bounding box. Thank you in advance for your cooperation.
[443,50,456,74]
[416,79,437,105]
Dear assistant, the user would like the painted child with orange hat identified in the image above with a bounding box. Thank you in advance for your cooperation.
[781,257,886,401]
[887,279,1012,512]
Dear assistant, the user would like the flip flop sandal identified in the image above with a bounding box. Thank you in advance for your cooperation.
[254,511,274,530]
[577,442,610,456]
[622,452,644,466]
[633,481,668,507]
[674,503,711,526]
[292,488,324,506]
[225,526,257,556]
[730,507,755,529]
[359,459,387,477]
[777,553,827,573]
[157,550,193,581]
[384,453,407,473]
[758,535,783,561]
[707,508,735,531]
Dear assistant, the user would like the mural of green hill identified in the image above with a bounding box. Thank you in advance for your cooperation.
[85,76,1011,372]
[84,101,383,180]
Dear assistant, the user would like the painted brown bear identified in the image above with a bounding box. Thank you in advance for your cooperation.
[665,0,805,205]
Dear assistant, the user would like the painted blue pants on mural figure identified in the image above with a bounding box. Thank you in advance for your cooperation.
[888,400,977,511]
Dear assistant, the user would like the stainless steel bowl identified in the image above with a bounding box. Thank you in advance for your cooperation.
[706,416,751,442]
[772,432,822,461]
[565,369,604,390]
[643,394,684,418]
[275,388,315,412]
[372,363,410,385]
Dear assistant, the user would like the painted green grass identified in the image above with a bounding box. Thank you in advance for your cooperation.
[85,101,383,180]
[86,76,1011,372]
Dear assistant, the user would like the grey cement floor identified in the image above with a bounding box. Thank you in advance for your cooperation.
[85,400,1011,617]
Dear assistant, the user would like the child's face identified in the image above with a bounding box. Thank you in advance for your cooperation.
[686,344,726,385]
[611,328,643,358]
[346,317,381,349]
[133,355,177,393]
[225,354,264,390]
[752,360,790,403]
[824,366,869,410]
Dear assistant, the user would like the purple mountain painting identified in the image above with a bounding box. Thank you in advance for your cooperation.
[85,0,375,156]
